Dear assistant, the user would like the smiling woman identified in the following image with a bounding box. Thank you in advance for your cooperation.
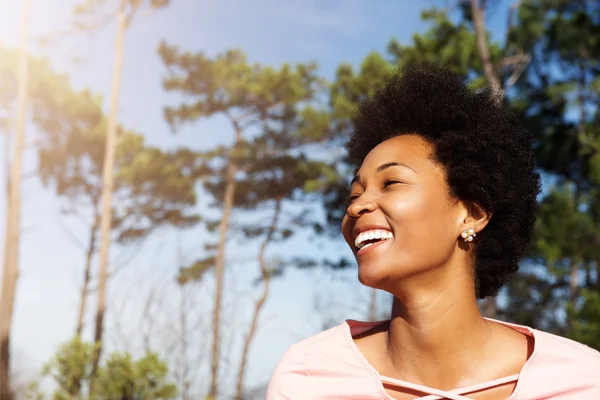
[267,65,600,400]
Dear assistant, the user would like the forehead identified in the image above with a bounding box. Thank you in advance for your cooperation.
[358,134,435,172]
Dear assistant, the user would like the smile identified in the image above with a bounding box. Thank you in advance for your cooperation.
[354,229,394,250]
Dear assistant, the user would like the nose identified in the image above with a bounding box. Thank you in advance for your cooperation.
[346,198,377,218]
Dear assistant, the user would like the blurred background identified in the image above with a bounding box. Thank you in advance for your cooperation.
[0,0,599,399]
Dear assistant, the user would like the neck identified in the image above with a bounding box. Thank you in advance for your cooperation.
[384,269,491,388]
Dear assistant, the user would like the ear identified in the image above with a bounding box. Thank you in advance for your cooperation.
[461,201,492,234]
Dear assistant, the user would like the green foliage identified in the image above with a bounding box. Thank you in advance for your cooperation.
[42,337,96,399]
[532,188,600,266]
[513,0,600,182]
[177,256,215,284]
[388,8,490,80]
[42,337,177,399]
[330,52,394,124]
[503,0,600,343]
[160,45,339,284]
[0,46,201,246]
[92,353,177,400]
[571,289,600,349]
[159,44,326,131]
[23,382,44,400]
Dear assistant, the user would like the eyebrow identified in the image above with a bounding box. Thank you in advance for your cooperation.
[351,162,416,185]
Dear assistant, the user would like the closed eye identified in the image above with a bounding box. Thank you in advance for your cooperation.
[346,194,361,205]
[383,179,403,188]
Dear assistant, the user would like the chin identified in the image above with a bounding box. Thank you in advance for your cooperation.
[357,263,390,290]
[357,260,427,294]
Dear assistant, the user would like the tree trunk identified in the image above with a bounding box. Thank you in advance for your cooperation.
[208,120,244,399]
[235,199,282,400]
[3,128,8,196]
[91,0,127,386]
[470,0,503,101]
[0,1,30,398]
[208,160,238,400]
[179,283,191,400]
[368,288,377,321]
[75,213,100,337]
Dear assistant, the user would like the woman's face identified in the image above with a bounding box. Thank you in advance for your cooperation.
[341,134,470,294]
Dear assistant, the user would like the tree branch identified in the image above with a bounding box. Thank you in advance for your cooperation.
[34,9,119,46]
[235,198,282,399]
[470,0,504,101]
[54,211,86,251]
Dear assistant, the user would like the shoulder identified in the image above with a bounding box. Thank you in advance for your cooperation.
[528,328,600,381]
[514,329,600,397]
[534,329,600,364]
[266,324,347,394]
[266,322,372,399]
[266,343,309,400]
[493,319,600,372]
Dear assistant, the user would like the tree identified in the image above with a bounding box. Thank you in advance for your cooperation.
[92,352,177,399]
[176,145,336,400]
[43,337,177,399]
[505,0,600,345]
[469,0,504,100]
[229,156,334,400]
[68,0,171,383]
[42,337,96,400]
[159,44,329,398]
[0,1,30,398]
[1,40,200,344]
[37,119,201,340]
[31,68,201,338]
[181,150,334,399]
[35,81,199,400]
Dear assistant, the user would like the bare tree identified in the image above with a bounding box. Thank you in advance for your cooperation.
[76,210,100,336]
[0,1,30,397]
[71,0,171,387]
[210,155,238,399]
[235,199,282,400]
[91,1,127,384]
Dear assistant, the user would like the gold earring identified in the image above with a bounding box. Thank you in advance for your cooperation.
[461,228,476,242]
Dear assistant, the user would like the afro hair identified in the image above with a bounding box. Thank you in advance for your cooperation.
[346,64,541,298]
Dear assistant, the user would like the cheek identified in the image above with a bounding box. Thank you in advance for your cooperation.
[385,190,458,257]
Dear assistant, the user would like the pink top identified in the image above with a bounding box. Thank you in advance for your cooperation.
[267,319,600,399]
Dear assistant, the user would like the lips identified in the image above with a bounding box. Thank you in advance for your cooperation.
[356,238,390,256]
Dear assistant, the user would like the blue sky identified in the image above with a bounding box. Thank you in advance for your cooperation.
[0,0,514,396]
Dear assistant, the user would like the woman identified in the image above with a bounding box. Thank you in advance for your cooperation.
[267,65,600,399]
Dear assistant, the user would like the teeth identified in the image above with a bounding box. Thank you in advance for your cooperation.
[354,229,394,249]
